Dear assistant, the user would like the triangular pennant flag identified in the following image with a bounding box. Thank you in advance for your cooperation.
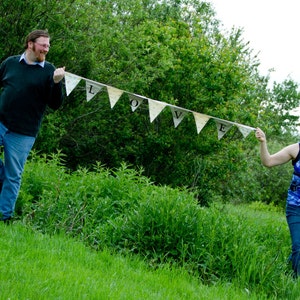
[193,112,210,134]
[170,107,188,128]
[107,86,124,108]
[237,125,255,138]
[148,99,167,122]
[65,72,82,96]
[215,120,233,140]
[85,80,105,102]
[128,94,145,112]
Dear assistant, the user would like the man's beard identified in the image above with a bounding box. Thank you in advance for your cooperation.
[32,45,46,62]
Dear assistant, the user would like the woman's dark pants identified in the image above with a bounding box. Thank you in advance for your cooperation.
[286,204,300,277]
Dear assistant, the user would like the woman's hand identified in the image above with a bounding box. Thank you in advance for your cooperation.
[255,127,266,143]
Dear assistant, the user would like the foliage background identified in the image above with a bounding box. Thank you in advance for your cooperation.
[1,0,300,206]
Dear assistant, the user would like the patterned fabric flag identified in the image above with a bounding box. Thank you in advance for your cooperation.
[170,107,188,128]
[107,86,124,108]
[128,94,145,112]
[65,72,81,96]
[215,120,233,140]
[193,112,210,134]
[85,80,105,102]
[148,99,167,122]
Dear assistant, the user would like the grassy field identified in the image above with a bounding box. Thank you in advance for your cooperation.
[0,222,263,300]
[4,156,300,299]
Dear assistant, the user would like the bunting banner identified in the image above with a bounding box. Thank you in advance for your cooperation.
[64,72,256,139]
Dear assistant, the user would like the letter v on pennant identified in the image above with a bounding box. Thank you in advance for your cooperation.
[170,107,187,128]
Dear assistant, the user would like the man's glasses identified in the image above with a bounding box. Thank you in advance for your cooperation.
[34,42,50,49]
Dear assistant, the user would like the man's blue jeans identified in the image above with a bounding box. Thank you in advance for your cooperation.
[286,204,300,276]
[0,122,35,220]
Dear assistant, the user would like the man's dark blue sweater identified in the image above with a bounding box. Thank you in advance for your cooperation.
[0,55,64,137]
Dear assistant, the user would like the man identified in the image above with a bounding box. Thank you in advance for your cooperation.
[0,29,65,222]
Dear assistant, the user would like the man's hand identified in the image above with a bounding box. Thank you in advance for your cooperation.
[53,67,65,83]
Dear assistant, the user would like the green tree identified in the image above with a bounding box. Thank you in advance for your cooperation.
[1,0,299,205]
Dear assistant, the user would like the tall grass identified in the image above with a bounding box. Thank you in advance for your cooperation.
[16,152,300,298]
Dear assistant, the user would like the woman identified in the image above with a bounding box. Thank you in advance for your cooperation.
[255,127,300,276]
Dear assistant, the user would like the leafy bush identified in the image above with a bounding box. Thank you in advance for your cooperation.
[17,151,68,216]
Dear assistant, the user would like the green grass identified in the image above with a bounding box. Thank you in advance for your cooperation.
[0,222,264,300]
[7,154,300,299]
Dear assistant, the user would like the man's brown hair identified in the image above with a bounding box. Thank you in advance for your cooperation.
[24,30,50,49]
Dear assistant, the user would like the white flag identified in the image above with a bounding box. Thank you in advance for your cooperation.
[193,112,210,134]
[170,107,188,128]
[107,86,124,108]
[65,72,81,96]
[237,125,255,138]
[128,94,145,112]
[85,80,105,102]
[148,99,167,122]
[215,120,233,140]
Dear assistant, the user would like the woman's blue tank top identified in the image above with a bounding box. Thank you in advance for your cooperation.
[287,143,300,206]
